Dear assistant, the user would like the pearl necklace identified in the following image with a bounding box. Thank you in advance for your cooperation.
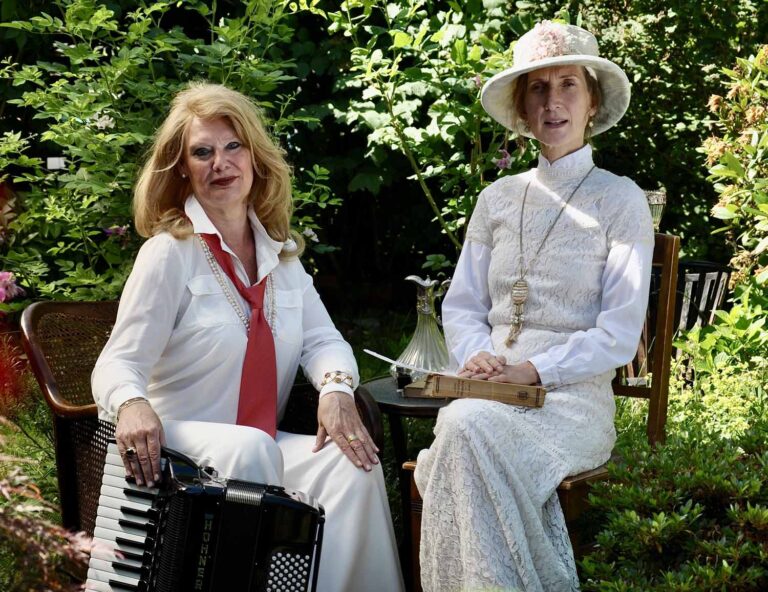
[197,234,276,334]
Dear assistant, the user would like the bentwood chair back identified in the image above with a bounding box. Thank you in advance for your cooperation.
[403,233,680,591]
[21,300,383,536]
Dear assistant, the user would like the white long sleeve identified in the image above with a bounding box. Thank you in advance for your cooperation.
[442,240,496,368]
[444,238,653,386]
[92,196,357,425]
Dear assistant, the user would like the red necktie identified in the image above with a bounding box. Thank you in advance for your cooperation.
[201,234,277,437]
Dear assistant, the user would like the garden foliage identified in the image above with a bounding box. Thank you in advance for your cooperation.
[704,45,768,289]
[0,1,767,590]
[0,0,335,305]
[580,368,768,592]
[324,0,542,261]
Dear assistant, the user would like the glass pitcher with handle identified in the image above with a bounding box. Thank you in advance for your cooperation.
[390,275,451,386]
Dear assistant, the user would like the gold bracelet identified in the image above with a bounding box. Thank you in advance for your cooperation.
[320,371,354,389]
[117,397,149,420]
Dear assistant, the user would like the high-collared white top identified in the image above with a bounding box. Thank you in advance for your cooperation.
[442,144,654,387]
[92,196,358,424]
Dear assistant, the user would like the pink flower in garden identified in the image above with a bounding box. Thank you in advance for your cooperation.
[104,225,128,236]
[493,148,512,170]
[473,74,483,89]
[0,271,24,303]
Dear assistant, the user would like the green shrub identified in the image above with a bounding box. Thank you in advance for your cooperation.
[703,45,768,288]
[323,0,548,266]
[0,0,336,305]
[674,283,768,381]
[581,367,768,591]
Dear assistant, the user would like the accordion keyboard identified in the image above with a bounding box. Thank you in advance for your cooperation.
[85,443,161,591]
[83,442,325,592]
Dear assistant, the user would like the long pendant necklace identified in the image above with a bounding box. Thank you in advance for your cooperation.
[506,165,595,346]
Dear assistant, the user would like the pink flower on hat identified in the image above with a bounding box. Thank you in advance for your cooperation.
[528,21,569,61]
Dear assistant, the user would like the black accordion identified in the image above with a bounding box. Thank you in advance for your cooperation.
[86,443,325,592]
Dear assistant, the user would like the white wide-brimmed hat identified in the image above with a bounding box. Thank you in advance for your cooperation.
[480,21,631,137]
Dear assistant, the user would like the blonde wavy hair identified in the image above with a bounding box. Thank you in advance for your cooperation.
[134,82,303,257]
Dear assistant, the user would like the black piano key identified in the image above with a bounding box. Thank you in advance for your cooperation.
[116,535,154,551]
[121,505,158,520]
[118,518,152,533]
[112,560,143,575]
[124,488,156,502]
[116,548,145,563]
[107,579,141,592]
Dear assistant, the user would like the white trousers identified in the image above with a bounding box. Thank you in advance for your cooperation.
[163,420,404,592]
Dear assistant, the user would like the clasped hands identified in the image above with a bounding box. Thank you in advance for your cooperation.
[459,351,540,385]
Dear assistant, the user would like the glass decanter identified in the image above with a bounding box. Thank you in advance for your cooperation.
[390,275,451,385]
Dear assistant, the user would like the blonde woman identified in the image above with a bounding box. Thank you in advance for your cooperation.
[92,82,403,592]
[414,22,654,591]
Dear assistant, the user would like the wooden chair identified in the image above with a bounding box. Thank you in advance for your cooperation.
[402,233,680,592]
[20,300,384,536]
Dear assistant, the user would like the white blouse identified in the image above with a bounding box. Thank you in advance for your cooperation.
[442,146,654,388]
[92,197,358,424]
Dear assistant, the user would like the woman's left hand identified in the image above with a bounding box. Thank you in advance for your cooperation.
[486,361,541,385]
[314,391,379,471]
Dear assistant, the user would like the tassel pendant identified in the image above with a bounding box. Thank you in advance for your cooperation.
[506,278,529,346]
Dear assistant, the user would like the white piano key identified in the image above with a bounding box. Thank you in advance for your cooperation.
[101,473,160,496]
[103,462,131,479]
[89,557,142,578]
[105,451,126,467]
[94,524,147,546]
[97,491,155,514]
[96,516,150,539]
[87,564,140,589]
[84,578,116,592]
[96,505,151,525]
[99,483,155,507]
[90,545,143,569]
[90,534,146,563]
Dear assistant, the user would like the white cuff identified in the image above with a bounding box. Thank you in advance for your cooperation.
[527,352,561,389]
[105,388,147,423]
[318,383,355,398]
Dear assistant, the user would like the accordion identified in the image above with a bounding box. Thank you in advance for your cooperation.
[86,443,325,592]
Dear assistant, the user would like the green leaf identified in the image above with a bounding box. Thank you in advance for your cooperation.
[391,31,411,49]
[712,205,739,220]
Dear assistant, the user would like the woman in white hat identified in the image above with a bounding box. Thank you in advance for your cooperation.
[414,21,654,591]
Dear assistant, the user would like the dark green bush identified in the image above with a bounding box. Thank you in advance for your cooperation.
[0,0,336,305]
[580,371,768,591]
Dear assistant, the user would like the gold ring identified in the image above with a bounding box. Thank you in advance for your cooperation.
[347,434,359,443]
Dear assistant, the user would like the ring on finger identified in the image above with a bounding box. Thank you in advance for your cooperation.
[125,446,137,459]
[347,434,359,443]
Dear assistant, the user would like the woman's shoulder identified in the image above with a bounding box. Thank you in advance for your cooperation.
[591,168,649,210]
[135,231,197,266]
[591,168,653,241]
[480,171,534,205]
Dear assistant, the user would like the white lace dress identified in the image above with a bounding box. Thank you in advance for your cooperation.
[414,146,654,591]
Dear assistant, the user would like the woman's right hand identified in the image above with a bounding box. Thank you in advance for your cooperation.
[458,351,507,380]
[115,401,166,488]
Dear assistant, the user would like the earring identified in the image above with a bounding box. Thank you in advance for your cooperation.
[588,119,595,128]
[181,173,187,179]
